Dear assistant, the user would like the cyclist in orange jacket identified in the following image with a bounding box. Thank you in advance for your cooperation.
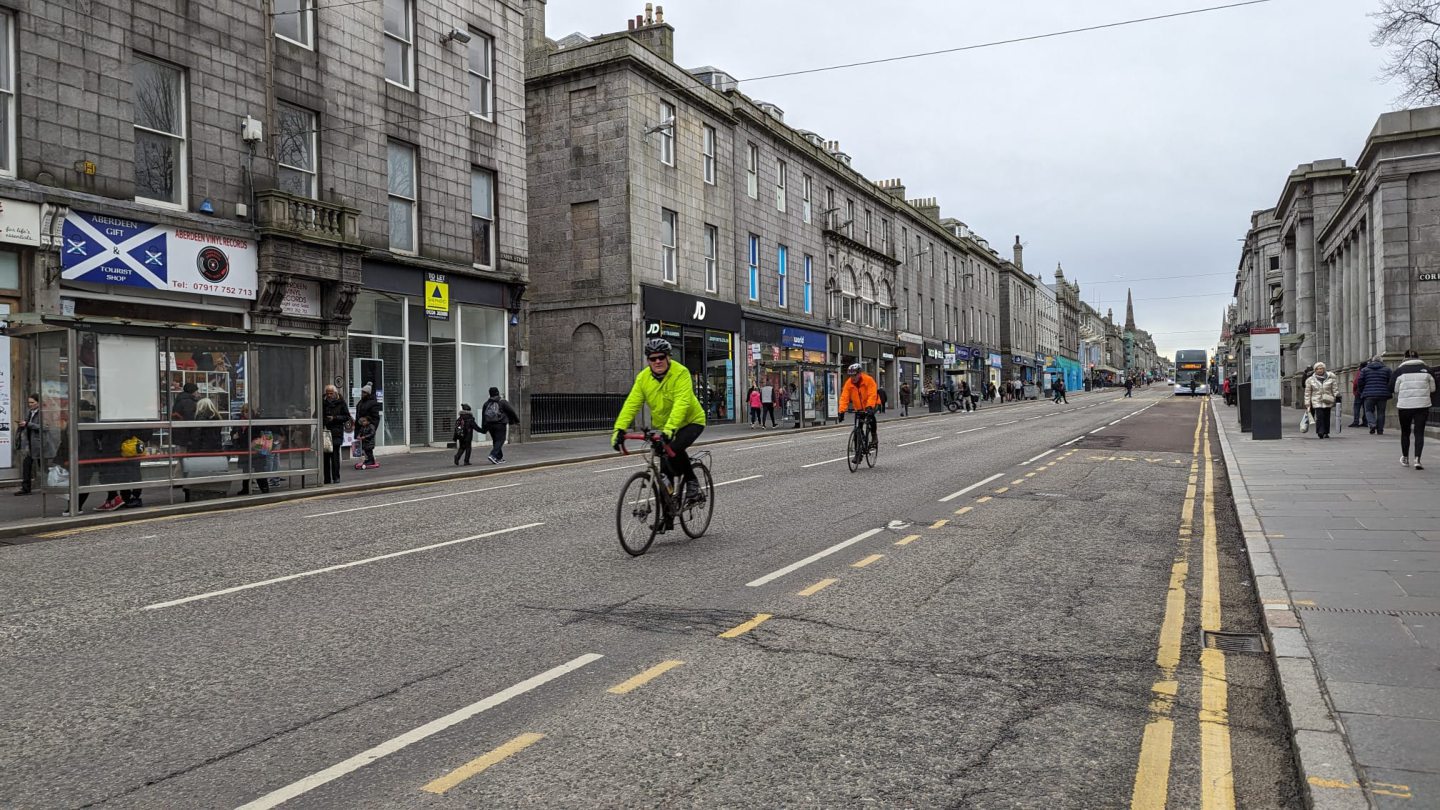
[838,363,880,457]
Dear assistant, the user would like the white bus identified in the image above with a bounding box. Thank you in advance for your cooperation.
[1174,350,1209,395]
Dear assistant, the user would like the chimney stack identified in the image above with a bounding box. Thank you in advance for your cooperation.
[908,196,941,222]
[1013,235,1024,270]
[627,18,635,30]
[655,5,664,23]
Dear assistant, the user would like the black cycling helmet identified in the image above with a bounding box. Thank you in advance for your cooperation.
[644,337,673,356]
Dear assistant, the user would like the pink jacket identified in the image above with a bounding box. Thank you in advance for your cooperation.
[749,390,762,408]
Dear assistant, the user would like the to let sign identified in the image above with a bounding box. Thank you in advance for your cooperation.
[424,272,450,320]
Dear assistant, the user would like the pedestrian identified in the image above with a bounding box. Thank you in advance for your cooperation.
[1221,375,1233,406]
[1349,366,1366,427]
[747,386,762,428]
[959,380,972,411]
[14,394,54,495]
[877,385,889,414]
[899,382,911,417]
[453,404,479,465]
[761,383,777,427]
[1125,378,1135,398]
[1055,378,1068,404]
[354,383,381,468]
[777,385,791,423]
[322,384,351,484]
[1358,355,1393,435]
[987,381,997,402]
[1393,349,1435,469]
[481,386,521,464]
[1303,362,1338,439]
[234,404,272,496]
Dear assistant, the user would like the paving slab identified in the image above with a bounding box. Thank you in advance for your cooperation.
[1325,681,1440,722]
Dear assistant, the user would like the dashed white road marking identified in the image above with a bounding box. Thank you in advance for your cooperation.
[897,436,941,447]
[939,473,1004,503]
[746,528,886,587]
[1021,449,1056,465]
[305,483,522,518]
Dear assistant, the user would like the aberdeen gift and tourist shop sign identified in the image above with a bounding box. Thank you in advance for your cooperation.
[60,210,258,300]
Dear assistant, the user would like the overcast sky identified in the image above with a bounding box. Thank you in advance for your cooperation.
[546,0,1394,359]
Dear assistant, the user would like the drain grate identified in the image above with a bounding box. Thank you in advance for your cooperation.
[1202,630,1269,653]
[1296,605,1440,618]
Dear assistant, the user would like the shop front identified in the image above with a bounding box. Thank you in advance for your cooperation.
[896,333,923,407]
[988,352,1003,393]
[0,197,42,482]
[1055,356,1083,392]
[923,341,944,390]
[10,207,324,516]
[350,261,514,450]
[945,344,981,393]
[745,320,831,426]
[645,285,740,423]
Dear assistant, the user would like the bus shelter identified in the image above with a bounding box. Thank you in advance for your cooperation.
[10,316,325,517]
[749,360,842,427]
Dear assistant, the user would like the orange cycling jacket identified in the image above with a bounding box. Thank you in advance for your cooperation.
[838,372,880,414]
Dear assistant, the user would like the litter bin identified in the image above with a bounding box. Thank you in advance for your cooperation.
[1238,382,1252,433]
[927,390,943,413]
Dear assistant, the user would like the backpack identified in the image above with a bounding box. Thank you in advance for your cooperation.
[483,399,504,425]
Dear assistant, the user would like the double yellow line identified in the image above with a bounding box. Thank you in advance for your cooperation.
[1131,402,1234,809]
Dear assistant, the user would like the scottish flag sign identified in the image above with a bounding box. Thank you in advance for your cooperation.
[61,211,258,300]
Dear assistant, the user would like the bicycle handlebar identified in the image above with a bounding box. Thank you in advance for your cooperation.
[618,430,675,458]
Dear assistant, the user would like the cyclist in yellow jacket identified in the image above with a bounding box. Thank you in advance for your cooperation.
[612,337,708,504]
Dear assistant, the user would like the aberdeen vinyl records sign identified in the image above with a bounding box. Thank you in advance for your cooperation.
[60,210,258,300]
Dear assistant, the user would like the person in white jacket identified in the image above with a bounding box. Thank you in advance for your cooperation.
[1392,350,1437,469]
[1303,362,1340,439]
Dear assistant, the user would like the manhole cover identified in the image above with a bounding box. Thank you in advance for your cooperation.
[1297,605,1440,618]
[1201,630,1268,653]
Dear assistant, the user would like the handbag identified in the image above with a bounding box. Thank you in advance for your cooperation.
[322,430,333,453]
[1300,411,1311,433]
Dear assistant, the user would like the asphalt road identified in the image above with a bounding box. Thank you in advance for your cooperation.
[0,388,1303,809]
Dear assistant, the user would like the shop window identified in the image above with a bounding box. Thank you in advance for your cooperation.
[461,304,506,346]
[460,305,507,415]
[350,290,405,336]
[0,251,18,289]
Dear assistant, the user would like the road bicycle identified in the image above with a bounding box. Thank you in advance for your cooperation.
[845,410,879,472]
[615,429,714,556]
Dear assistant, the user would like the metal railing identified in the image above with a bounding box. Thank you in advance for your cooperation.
[529,393,629,435]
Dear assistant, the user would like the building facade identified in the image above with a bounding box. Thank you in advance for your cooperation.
[0,0,529,500]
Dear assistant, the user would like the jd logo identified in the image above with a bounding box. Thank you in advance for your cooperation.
[693,301,707,320]
[646,322,660,335]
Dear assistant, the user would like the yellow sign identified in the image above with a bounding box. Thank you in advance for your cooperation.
[424,273,449,320]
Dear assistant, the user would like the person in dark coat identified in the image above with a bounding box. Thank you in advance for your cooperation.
[1358,356,1394,435]
[876,385,889,414]
[453,404,479,466]
[321,384,352,484]
[481,387,521,464]
[354,383,382,468]
[15,394,54,495]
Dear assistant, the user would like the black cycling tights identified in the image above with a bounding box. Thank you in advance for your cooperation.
[1399,408,1429,459]
[663,423,705,483]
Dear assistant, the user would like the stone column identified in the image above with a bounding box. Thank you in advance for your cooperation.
[1378,180,1408,356]
[1296,217,1316,371]
[1281,239,1298,382]
[1348,235,1362,368]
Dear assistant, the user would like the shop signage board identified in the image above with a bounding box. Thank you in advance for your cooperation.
[280,279,322,318]
[0,199,41,246]
[780,326,826,350]
[641,284,741,331]
[424,272,449,320]
[60,210,258,299]
[989,353,1003,368]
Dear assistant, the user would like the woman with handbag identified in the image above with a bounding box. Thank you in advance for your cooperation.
[1304,362,1339,439]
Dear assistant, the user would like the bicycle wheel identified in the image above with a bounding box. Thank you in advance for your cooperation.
[679,461,714,538]
[616,471,660,556]
[846,428,859,473]
[866,424,879,468]
[946,399,959,412]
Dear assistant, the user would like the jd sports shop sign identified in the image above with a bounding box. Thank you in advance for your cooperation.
[641,284,741,332]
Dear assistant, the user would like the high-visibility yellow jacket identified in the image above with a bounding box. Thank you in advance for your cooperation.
[613,360,708,436]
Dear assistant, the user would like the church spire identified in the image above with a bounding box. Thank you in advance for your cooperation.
[1124,288,1136,332]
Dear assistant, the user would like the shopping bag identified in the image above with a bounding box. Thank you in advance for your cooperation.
[322,430,333,454]
[46,465,69,488]
[1300,411,1311,433]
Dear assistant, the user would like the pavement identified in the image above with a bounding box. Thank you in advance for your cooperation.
[0,390,1113,542]
[0,387,1303,808]
[1212,396,1439,809]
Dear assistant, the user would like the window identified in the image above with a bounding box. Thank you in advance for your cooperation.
[704,224,718,293]
[387,140,416,253]
[802,175,812,223]
[661,208,678,283]
[274,0,314,47]
[864,209,871,246]
[776,160,787,213]
[841,268,857,323]
[845,199,855,237]
[902,227,909,262]
[0,12,14,177]
[659,102,675,166]
[881,219,890,254]
[803,254,813,314]
[777,245,788,308]
[471,168,496,268]
[467,31,494,118]
[748,234,759,300]
[826,187,835,228]
[383,0,414,87]
[132,56,187,207]
[702,125,716,184]
[746,143,758,198]
[276,103,316,198]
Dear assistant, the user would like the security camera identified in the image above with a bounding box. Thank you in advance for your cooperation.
[644,116,674,136]
[441,28,472,45]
